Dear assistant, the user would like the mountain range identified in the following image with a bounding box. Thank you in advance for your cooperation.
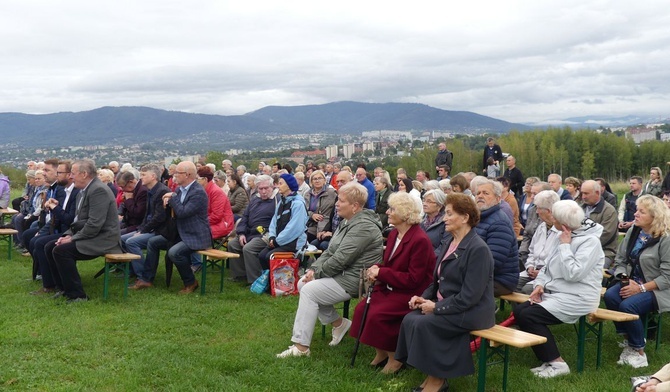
[0,102,529,147]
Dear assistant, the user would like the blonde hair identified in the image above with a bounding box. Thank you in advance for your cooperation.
[637,195,670,238]
[388,192,422,225]
[338,182,368,207]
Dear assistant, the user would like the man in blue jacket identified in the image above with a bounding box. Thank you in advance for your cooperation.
[474,179,519,296]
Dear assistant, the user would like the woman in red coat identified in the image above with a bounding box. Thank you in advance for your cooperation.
[196,166,234,239]
[350,192,436,374]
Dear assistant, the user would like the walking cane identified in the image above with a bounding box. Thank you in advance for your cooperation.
[350,283,374,367]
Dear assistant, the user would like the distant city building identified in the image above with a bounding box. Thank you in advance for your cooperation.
[627,127,657,144]
[361,142,375,151]
[326,145,338,159]
[660,133,670,142]
[164,155,200,166]
[362,130,413,141]
[342,143,355,159]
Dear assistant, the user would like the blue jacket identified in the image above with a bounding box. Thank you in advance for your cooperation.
[269,193,307,250]
[168,181,212,250]
[359,177,376,210]
[474,204,519,291]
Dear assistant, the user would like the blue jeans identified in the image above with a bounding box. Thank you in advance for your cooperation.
[121,231,157,282]
[603,282,657,349]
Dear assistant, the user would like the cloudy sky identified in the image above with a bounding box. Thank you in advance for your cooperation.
[2,0,669,124]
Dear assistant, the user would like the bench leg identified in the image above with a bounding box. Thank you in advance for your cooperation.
[123,263,129,299]
[657,313,663,351]
[596,321,603,369]
[220,258,226,293]
[7,235,13,260]
[576,316,586,373]
[200,253,207,295]
[477,338,488,392]
[103,262,111,300]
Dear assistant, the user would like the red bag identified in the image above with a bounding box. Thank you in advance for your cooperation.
[269,253,300,296]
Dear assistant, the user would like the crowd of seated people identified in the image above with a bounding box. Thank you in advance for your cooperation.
[8,149,670,388]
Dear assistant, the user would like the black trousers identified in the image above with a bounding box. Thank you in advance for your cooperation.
[513,301,563,362]
[47,241,98,299]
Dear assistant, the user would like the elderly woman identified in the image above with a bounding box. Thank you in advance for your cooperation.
[349,192,435,373]
[516,190,560,293]
[397,178,422,214]
[227,173,249,220]
[13,170,47,251]
[395,193,494,392]
[604,195,670,369]
[213,170,230,194]
[304,170,337,243]
[643,167,663,197]
[277,182,383,358]
[514,200,604,378]
[374,176,392,228]
[97,168,118,197]
[420,190,446,250]
[438,179,452,195]
[564,176,582,203]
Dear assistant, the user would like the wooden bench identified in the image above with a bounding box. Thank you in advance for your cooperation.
[498,291,640,372]
[197,249,240,295]
[0,208,18,226]
[104,253,141,300]
[0,228,19,260]
[471,325,547,392]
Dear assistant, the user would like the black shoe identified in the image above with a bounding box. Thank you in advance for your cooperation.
[411,387,423,392]
[438,380,449,392]
[51,291,65,299]
[372,358,389,368]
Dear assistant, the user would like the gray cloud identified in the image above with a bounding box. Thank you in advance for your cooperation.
[1,0,669,123]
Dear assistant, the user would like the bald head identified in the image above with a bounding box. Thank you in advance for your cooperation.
[581,180,602,206]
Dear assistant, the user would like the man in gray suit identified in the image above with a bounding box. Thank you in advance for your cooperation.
[47,159,122,303]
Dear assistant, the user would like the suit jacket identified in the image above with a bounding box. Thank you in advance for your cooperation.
[51,185,79,234]
[167,181,212,250]
[119,180,148,229]
[136,182,169,234]
[66,177,122,255]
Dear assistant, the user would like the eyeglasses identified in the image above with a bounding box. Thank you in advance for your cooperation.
[312,177,325,181]
[336,180,346,184]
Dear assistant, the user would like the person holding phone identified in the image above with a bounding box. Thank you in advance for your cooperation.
[513,200,604,378]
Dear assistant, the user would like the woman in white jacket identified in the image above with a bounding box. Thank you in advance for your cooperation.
[513,200,604,379]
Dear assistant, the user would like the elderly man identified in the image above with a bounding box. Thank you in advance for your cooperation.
[503,155,524,199]
[45,159,122,302]
[228,175,279,283]
[122,164,170,290]
[618,176,643,232]
[355,167,376,210]
[580,180,618,269]
[237,165,250,190]
[547,174,572,201]
[435,142,453,177]
[116,170,148,235]
[473,179,519,296]
[163,161,211,293]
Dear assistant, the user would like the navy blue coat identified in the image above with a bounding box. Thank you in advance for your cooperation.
[167,181,212,250]
[474,204,519,291]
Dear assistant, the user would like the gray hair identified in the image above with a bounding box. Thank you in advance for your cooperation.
[255,174,273,186]
[74,159,97,177]
[581,179,601,194]
[424,189,446,207]
[552,200,584,230]
[237,165,247,172]
[534,190,560,210]
[532,181,552,192]
[424,180,440,191]
[475,178,502,198]
[438,179,452,193]
[469,176,489,195]
[140,164,162,180]
[214,170,227,182]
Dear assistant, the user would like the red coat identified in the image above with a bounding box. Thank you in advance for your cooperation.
[350,224,436,351]
[204,180,234,239]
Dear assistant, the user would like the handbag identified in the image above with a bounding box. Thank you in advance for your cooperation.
[269,253,300,296]
[250,270,270,294]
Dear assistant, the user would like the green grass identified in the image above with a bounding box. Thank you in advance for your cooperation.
[1,249,670,392]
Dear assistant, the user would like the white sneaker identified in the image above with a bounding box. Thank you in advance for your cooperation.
[617,346,637,364]
[535,361,570,378]
[530,362,550,374]
[276,345,310,358]
[618,338,645,348]
[329,318,352,346]
[619,351,648,368]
